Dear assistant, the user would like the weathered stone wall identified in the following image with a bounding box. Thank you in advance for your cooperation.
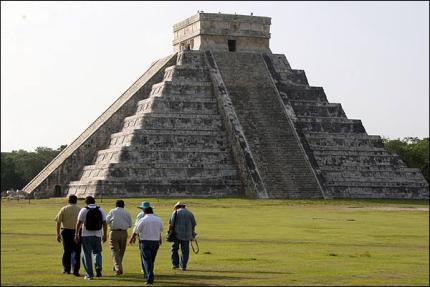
[173,13,271,52]
[24,54,177,198]
[264,53,429,199]
[213,51,323,198]
[67,50,243,198]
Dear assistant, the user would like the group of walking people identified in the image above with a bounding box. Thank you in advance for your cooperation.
[55,195,197,285]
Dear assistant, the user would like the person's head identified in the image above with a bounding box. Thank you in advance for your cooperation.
[68,194,77,204]
[85,196,95,205]
[116,200,125,208]
[137,201,151,210]
[174,201,186,210]
[144,207,153,214]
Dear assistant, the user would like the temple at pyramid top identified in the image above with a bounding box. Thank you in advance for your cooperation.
[172,12,271,52]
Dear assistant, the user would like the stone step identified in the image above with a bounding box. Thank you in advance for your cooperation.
[95,148,234,165]
[295,119,366,133]
[309,146,386,152]
[119,113,223,132]
[83,162,238,171]
[321,169,425,181]
[176,50,206,66]
[163,65,210,82]
[68,180,243,198]
[69,177,241,186]
[276,70,308,86]
[313,153,407,167]
[137,96,216,109]
[150,81,213,98]
[319,165,417,172]
[111,128,223,138]
[291,102,346,118]
[135,99,219,115]
[284,86,328,102]
[305,134,384,148]
[325,186,429,199]
[79,165,239,181]
[124,112,221,122]
[107,129,227,148]
[325,180,428,188]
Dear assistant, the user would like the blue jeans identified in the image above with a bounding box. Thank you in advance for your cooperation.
[171,240,189,270]
[138,242,146,275]
[139,240,160,284]
[81,236,102,277]
[61,229,81,274]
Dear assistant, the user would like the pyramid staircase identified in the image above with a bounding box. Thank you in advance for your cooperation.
[264,54,428,199]
[67,51,243,198]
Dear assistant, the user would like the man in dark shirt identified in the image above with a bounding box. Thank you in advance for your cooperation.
[168,201,197,271]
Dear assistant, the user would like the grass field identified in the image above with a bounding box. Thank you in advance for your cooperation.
[1,197,429,286]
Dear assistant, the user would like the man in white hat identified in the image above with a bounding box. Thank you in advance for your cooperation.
[168,201,197,271]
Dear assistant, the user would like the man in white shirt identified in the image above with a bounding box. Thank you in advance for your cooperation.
[106,200,132,275]
[129,205,163,286]
[74,196,107,280]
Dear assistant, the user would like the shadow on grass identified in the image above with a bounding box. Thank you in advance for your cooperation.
[191,268,293,275]
[95,272,243,285]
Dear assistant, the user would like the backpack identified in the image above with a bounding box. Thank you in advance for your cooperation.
[84,206,103,231]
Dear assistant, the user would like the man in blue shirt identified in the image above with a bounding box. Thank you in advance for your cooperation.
[168,201,197,271]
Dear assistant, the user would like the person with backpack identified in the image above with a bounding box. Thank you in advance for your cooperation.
[74,196,107,280]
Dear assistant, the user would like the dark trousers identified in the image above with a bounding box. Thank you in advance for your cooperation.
[171,239,190,270]
[61,229,81,274]
[139,240,160,284]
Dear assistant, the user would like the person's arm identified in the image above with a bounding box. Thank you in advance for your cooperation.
[127,212,132,228]
[55,209,63,242]
[129,232,137,244]
[56,221,62,242]
[102,221,107,243]
[129,223,139,244]
[74,220,83,243]
[106,211,112,225]
[167,212,173,233]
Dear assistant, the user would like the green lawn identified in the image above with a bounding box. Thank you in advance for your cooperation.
[1,197,429,286]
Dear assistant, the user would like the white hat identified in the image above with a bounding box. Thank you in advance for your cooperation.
[174,201,186,208]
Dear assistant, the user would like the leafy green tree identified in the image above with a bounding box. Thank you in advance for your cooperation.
[1,153,25,191]
[1,145,67,191]
[383,137,429,182]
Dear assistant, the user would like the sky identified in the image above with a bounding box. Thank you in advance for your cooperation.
[1,1,429,152]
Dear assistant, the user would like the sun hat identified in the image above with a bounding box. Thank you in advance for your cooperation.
[137,201,151,210]
[174,201,186,208]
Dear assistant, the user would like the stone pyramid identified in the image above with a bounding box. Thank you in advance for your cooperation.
[23,13,428,199]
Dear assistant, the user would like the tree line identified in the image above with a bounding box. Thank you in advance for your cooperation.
[383,137,429,182]
[1,138,428,192]
[1,145,67,191]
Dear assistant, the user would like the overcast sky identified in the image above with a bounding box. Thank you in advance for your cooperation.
[1,1,429,152]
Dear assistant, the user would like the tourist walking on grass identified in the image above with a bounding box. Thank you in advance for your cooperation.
[129,205,163,286]
[74,196,107,280]
[135,201,151,274]
[106,200,132,275]
[168,201,197,271]
[54,194,82,276]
